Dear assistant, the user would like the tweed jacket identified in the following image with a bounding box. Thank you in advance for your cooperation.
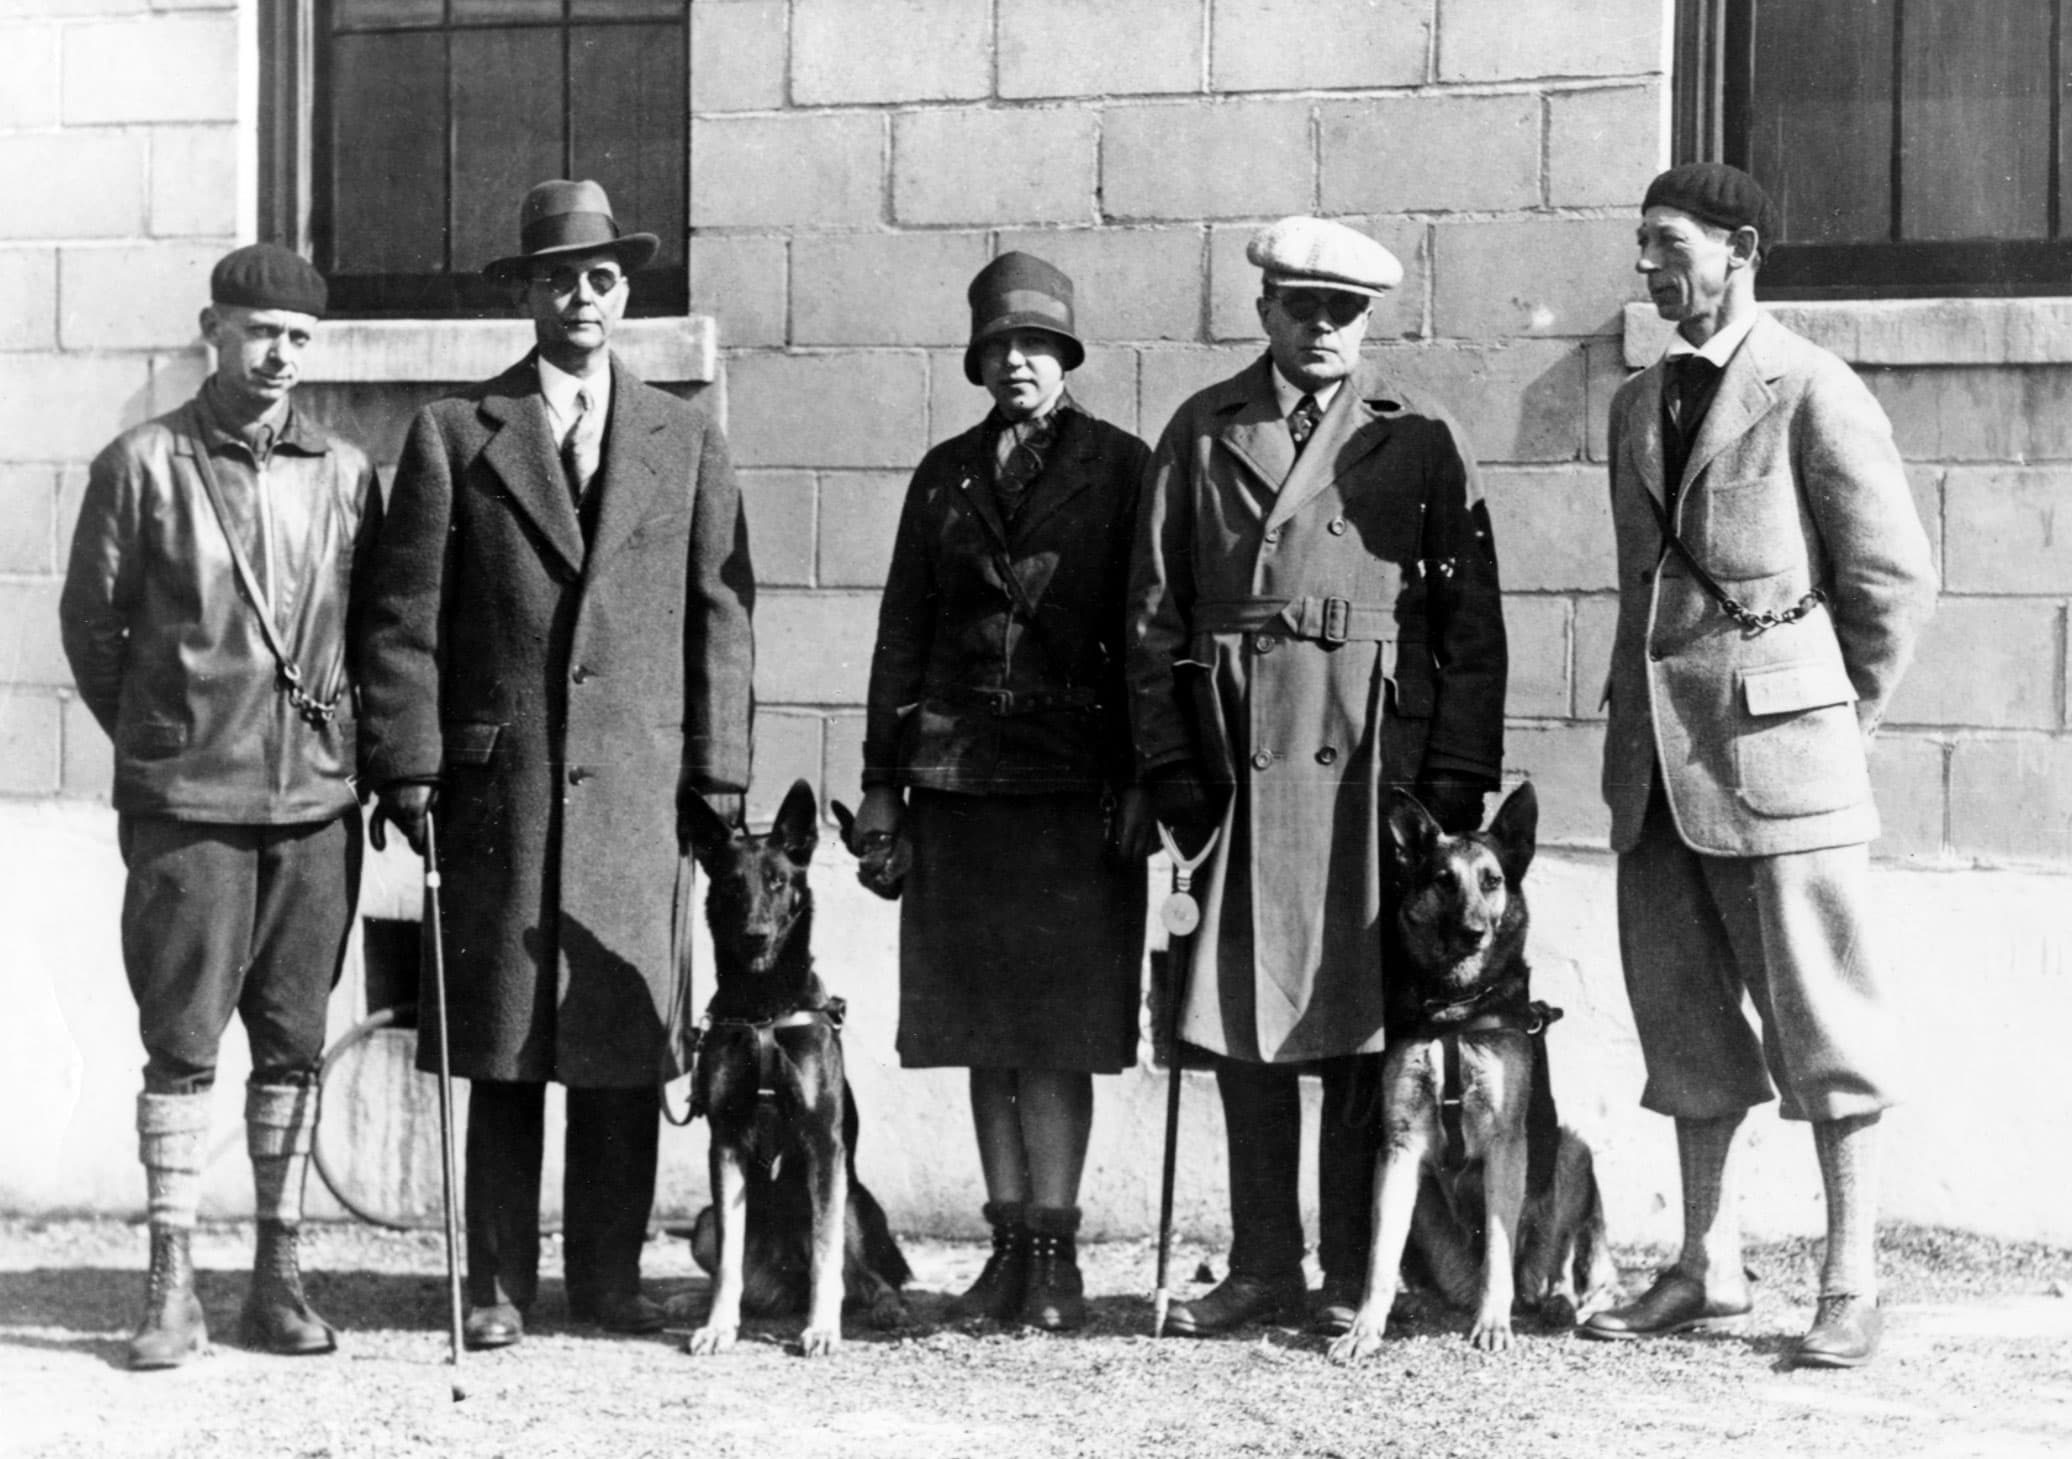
[352,353,754,1087]
[60,390,378,823]
[1602,312,1937,858]
[863,402,1150,796]
[1127,355,1507,1063]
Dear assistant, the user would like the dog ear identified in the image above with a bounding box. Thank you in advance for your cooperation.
[682,791,738,868]
[1385,787,1441,876]
[1485,780,1538,885]
[773,778,821,864]
[829,799,858,843]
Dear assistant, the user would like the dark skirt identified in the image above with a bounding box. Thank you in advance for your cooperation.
[897,789,1146,1073]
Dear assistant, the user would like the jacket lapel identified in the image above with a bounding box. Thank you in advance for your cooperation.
[1265,366,1395,533]
[946,424,1011,548]
[1678,314,1781,509]
[478,356,586,575]
[1631,363,1669,504]
[1007,407,1101,541]
[583,356,671,570]
[1216,358,1297,496]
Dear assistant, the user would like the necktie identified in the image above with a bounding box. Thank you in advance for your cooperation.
[1668,355,1719,436]
[1288,393,1321,454]
[561,387,597,501]
[993,411,1059,521]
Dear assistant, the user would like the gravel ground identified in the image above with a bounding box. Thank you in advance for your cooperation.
[2,1219,2068,1459]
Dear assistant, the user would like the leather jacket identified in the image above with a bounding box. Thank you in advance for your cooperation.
[59,387,380,822]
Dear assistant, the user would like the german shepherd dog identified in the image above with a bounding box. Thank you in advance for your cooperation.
[1330,781,1617,1360]
[679,779,910,1357]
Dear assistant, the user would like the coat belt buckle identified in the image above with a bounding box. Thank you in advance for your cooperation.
[1322,596,1350,645]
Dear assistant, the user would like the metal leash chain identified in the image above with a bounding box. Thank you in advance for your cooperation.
[275,661,341,727]
[1714,587,1828,635]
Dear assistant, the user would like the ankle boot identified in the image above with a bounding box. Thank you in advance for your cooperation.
[1021,1206,1086,1332]
[948,1201,1029,1321]
[130,1225,207,1370]
[241,1221,336,1354]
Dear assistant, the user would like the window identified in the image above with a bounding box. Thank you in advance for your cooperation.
[262,1,687,319]
[1678,0,2072,298]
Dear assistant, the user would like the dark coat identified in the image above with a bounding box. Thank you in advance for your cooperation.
[1127,356,1507,1063]
[353,354,754,1087]
[863,403,1150,795]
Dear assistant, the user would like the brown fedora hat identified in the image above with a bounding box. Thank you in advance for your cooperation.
[481,179,660,284]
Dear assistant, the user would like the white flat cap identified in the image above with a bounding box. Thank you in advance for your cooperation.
[1247,216,1402,297]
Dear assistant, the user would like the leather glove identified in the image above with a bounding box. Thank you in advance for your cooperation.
[369,781,435,856]
[1145,762,1223,859]
[1108,785,1157,863]
[1415,773,1493,837]
[834,787,910,900]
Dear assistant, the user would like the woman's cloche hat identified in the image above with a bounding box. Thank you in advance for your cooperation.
[482,179,659,285]
[963,252,1085,384]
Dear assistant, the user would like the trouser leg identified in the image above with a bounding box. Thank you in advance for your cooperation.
[1316,1054,1383,1288]
[240,813,362,1086]
[121,816,253,1095]
[1214,1058,1304,1280]
[465,1079,545,1310]
[563,1084,661,1303]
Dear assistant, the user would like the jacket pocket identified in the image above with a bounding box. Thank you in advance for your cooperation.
[1695,471,1801,580]
[442,721,504,768]
[1732,659,1866,817]
[122,719,187,760]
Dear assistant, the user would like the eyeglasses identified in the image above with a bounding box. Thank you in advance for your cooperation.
[531,264,626,298]
[1269,288,1370,328]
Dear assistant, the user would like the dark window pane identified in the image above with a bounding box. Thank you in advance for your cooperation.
[572,0,687,18]
[1747,0,1893,245]
[452,0,567,22]
[450,26,564,276]
[332,0,445,31]
[329,31,449,275]
[1900,0,2053,242]
[571,22,685,272]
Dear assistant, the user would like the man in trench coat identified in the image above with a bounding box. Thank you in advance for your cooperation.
[1128,216,1507,1336]
[353,180,754,1348]
[1579,165,1935,1369]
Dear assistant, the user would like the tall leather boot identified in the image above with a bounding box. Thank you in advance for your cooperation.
[130,1091,211,1370]
[947,1201,1029,1321]
[241,1083,336,1354]
[1021,1205,1087,1332]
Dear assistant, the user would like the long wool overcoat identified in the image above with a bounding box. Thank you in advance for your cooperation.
[353,354,754,1087]
[1127,356,1507,1064]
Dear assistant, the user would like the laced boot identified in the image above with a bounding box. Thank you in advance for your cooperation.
[947,1201,1029,1321]
[1020,1205,1086,1332]
[241,1221,336,1354]
[130,1225,208,1370]
[242,1083,336,1353]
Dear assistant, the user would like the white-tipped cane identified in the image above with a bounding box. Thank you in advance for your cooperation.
[1151,824,1219,1339]
[422,810,466,1401]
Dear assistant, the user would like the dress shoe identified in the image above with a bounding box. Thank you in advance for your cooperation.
[1311,1275,1363,1337]
[570,1289,667,1335]
[1791,1294,1882,1369]
[1579,1270,1750,1341]
[462,1302,524,1350]
[1163,1271,1308,1338]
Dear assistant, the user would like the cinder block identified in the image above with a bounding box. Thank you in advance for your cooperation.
[0,133,147,241]
[0,466,58,575]
[927,344,1139,442]
[793,232,988,348]
[1906,464,1943,575]
[1439,0,1661,83]
[1949,738,2072,867]
[0,354,151,464]
[753,590,880,706]
[1861,367,2026,463]
[1868,734,1945,864]
[62,13,237,124]
[0,25,60,128]
[148,126,237,238]
[724,351,929,468]
[1941,466,2072,594]
[893,108,1097,227]
[0,251,58,352]
[61,693,113,801]
[56,465,87,554]
[690,114,885,229]
[60,245,216,351]
[791,0,989,105]
[0,691,62,797]
[1000,0,1201,98]
[1212,0,1428,91]
[1504,595,1572,719]
[1887,598,2059,730]
[690,235,787,350]
[995,227,1201,342]
[1374,339,1589,465]
[691,0,787,112]
[147,349,209,418]
[1582,338,1632,462]
[1547,85,1664,208]
[1320,95,1538,214]
[0,581,70,689]
[1504,722,1610,848]
[739,470,816,587]
[819,471,908,589]
[1102,101,1313,223]
[1483,466,1616,591]
[1434,219,1640,340]
[20,0,147,12]
[1210,218,1427,342]
[750,710,826,824]
[2017,366,2072,461]
[1138,345,1265,441]
[291,382,433,473]
[823,710,867,804]
[1571,594,1617,719]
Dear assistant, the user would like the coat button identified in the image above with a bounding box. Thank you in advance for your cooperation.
[1315,746,1338,765]
[1328,517,1347,535]
[1647,648,1663,663]
[568,766,590,785]
[571,664,592,683]
[1251,749,1274,771]
[1263,528,1282,546]
[1253,632,1277,654]
[1638,568,1652,585]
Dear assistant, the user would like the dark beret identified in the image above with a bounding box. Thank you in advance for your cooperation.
[1642,163,1780,248]
[210,244,328,318]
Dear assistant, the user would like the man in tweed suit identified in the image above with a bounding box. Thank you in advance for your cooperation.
[1580,165,1936,1368]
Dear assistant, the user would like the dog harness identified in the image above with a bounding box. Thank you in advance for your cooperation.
[686,998,847,1178]
[1412,989,1565,1197]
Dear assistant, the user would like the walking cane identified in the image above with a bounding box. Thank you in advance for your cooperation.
[1151,822,1219,1340]
[422,809,467,1402]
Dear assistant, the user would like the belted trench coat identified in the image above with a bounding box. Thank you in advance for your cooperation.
[1127,356,1507,1063]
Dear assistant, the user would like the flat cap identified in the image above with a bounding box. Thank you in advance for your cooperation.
[1642,163,1780,248]
[210,243,328,318]
[1247,216,1402,298]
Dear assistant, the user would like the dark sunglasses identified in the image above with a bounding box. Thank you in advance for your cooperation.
[531,264,626,298]
[1269,288,1370,327]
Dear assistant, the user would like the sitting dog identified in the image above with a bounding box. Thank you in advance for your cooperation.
[679,779,910,1357]
[1330,782,1618,1360]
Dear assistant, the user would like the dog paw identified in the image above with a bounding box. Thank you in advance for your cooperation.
[1327,1317,1388,1363]
[799,1325,843,1357]
[1468,1311,1515,1352]
[1538,1293,1579,1329]
[683,1322,737,1357]
[867,1292,909,1331]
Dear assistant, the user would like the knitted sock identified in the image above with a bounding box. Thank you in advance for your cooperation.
[1813,1113,1881,1301]
[246,1083,319,1225]
[1674,1113,1747,1293]
[138,1091,212,1229]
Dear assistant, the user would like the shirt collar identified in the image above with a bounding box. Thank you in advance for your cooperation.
[985,386,1078,437]
[1662,309,1757,370]
[538,353,612,429]
[1269,363,1343,420]
[193,378,317,459]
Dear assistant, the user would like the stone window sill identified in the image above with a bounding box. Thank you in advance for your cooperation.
[1622,298,2072,369]
[299,316,717,385]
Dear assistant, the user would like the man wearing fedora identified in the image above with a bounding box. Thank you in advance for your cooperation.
[61,244,378,1368]
[1127,216,1508,1336]
[1579,164,1935,1368]
[353,179,755,1348]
